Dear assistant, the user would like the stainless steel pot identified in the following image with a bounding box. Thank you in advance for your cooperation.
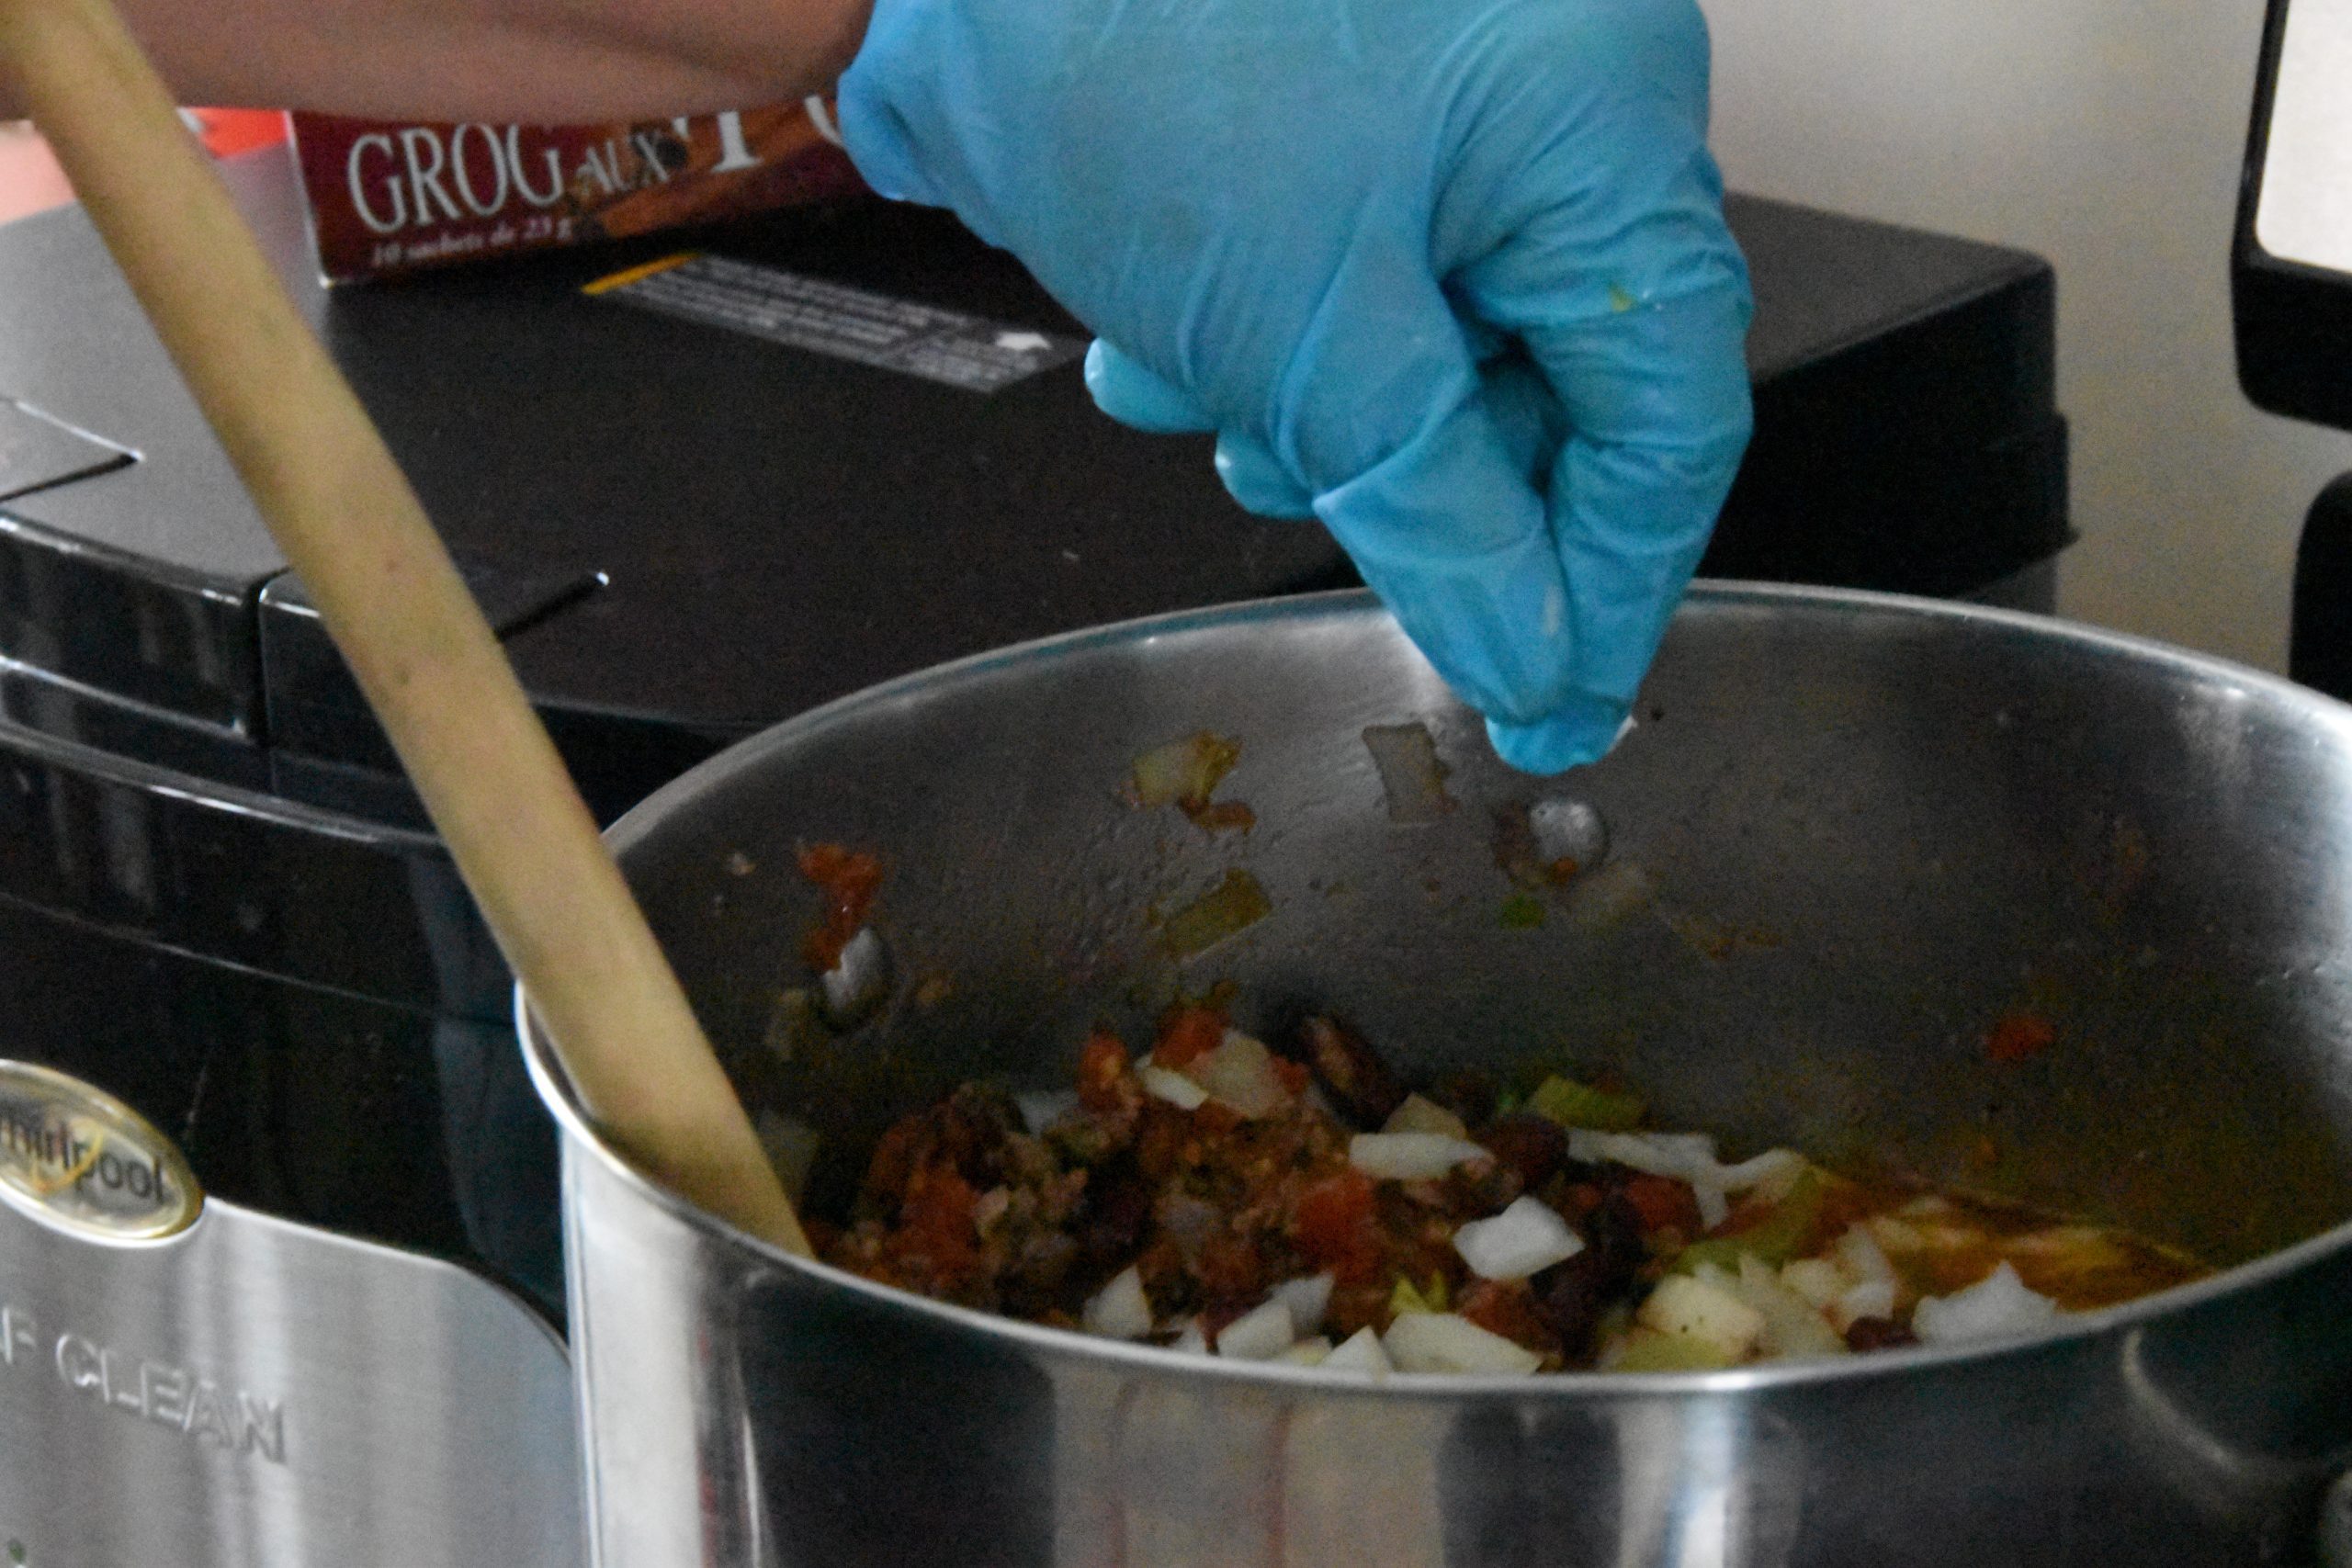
[524,584,2352,1568]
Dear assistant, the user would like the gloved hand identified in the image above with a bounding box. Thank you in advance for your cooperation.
[837,0,1753,773]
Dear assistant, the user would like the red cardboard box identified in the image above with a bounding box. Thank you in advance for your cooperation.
[286,103,865,282]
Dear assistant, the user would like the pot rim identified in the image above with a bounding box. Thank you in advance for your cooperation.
[522,581,2352,1397]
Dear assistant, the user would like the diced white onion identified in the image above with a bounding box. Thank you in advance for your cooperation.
[1216,1298,1296,1360]
[1383,1312,1544,1376]
[1081,1267,1155,1340]
[1142,1064,1210,1110]
[1636,1269,1765,1362]
[1127,732,1234,809]
[1566,1130,1803,1203]
[1320,1325,1394,1377]
[1350,1132,1490,1180]
[1691,1183,1730,1230]
[1194,1031,1292,1118]
[1569,1129,1712,1173]
[1828,1224,1902,1329]
[1833,1278,1897,1330]
[1382,1093,1469,1140]
[1713,1147,1804,1192]
[1013,1089,1080,1134]
[1170,1320,1210,1357]
[1730,1255,1848,1358]
[1453,1196,1587,1280]
[1268,1272,1336,1335]
[1361,722,1455,824]
[1569,1129,1704,1179]
[1529,796,1607,865]
[1277,1337,1335,1367]
[1912,1262,2062,1345]
[1779,1258,1847,1310]
[1836,1223,1900,1286]
[820,928,888,1019]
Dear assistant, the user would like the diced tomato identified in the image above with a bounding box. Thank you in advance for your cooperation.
[1293,1169,1382,1285]
[1456,1279,1555,1355]
[1622,1173,1702,1235]
[1076,1031,1132,1114]
[1153,1005,1227,1068]
[1271,1056,1310,1096]
[795,842,884,970]
[897,1167,979,1278]
[1987,1010,2057,1063]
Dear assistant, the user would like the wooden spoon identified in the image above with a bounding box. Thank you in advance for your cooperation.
[0,0,812,1255]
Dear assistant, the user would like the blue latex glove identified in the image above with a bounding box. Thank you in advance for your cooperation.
[838,0,1753,773]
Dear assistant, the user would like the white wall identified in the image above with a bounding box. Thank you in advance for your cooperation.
[1703,0,2352,671]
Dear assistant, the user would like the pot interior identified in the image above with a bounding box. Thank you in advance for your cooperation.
[608,587,2352,1273]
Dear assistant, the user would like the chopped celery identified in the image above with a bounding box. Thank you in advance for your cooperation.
[1388,1273,1450,1317]
[1159,869,1272,957]
[1670,1166,1829,1275]
[1611,1332,1741,1372]
[1527,1074,1646,1133]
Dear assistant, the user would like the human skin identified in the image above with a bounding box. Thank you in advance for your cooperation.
[0,0,876,121]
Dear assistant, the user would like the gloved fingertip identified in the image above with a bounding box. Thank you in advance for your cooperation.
[1214,434,1316,518]
[1084,342,1216,434]
[1486,705,1635,776]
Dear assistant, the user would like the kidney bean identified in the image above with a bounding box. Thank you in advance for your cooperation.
[1075,1163,1153,1269]
[1296,1015,1408,1125]
[1480,1112,1569,1188]
[1425,1068,1498,1128]
[1843,1316,1919,1352]
[1534,1190,1645,1354]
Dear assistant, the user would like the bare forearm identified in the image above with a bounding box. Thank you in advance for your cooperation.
[3,0,874,121]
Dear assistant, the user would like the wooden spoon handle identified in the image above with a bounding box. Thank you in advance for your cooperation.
[0,0,811,1255]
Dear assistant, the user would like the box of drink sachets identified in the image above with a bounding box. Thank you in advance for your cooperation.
[286,103,864,282]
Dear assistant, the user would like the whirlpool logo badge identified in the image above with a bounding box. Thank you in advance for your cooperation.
[0,1063,200,1241]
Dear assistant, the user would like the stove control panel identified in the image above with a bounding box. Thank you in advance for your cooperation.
[0,1070,579,1568]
